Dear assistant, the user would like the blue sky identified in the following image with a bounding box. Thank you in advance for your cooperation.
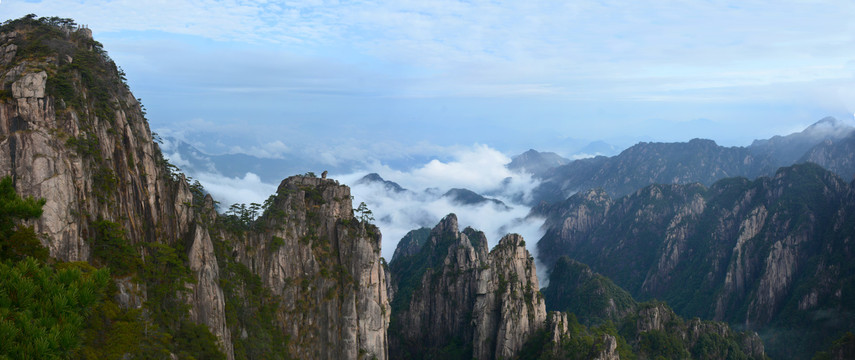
[2,0,855,164]
[5,0,855,256]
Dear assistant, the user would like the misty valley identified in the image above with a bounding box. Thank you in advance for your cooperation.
[1,14,855,360]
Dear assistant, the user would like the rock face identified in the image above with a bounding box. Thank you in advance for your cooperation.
[0,21,234,358]
[388,214,546,360]
[541,312,621,360]
[0,19,390,359]
[536,163,855,358]
[223,176,390,359]
[472,233,546,359]
[186,221,234,357]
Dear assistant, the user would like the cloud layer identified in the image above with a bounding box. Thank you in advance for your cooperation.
[164,143,546,260]
[338,144,545,260]
[6,1,853,100]
[5,1,852,155]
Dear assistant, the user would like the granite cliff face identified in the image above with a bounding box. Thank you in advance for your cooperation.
[0,18,237,357]
[219,176,390,359]
[388,214,546,360]
[536,163,855,358]
[0,21,188,263]
[0,17,389,359]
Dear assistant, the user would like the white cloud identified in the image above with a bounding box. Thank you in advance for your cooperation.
[168,142,546,261]
[229,140,291,159]
[570,153,599,160]
[193,172,278,209]
[5,0,854,103]
[355,183,546,261]
[344,144,534,194]
[339,144,546,259]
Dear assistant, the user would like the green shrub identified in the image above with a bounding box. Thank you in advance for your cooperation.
[0,176,48,262]
[0,257,110,359]
[89,220,140,276]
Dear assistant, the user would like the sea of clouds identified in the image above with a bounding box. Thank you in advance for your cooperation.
[163,143,548,266]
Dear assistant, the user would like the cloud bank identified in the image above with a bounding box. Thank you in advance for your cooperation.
[164,144,547,261]
[337,144,546,260]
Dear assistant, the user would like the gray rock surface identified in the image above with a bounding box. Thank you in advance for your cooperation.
[0,25,393,359]
[388,214,545,360]
[187,224,234,358]
[0,30,236,357]
[226,176,390,359]
[11,70,46,98]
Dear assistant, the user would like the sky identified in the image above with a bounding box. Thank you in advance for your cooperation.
[3,0,855,161]
[3,1,855,257]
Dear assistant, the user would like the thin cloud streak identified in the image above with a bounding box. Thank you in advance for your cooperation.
[4,1,854,167]
[4,0,853,102]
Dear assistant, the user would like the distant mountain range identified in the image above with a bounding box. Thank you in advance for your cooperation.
[355,173,511,210]
[516,117,855,204]
[159,138,356,183]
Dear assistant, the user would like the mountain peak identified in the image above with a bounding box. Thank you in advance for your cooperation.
[442,188,510,210]
[434,213,459,235]
[356,173,407,193]
[805,116,852,135]
[360,173,384,182]
[508,149,570,177]
[814,116,840,126]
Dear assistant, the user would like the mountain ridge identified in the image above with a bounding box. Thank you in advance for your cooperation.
[535,162,855,358]
[527,118,855,204]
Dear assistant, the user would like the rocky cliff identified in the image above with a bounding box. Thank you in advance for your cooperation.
[217,176,390,359]
[0,17,236,357]
[536,162,855,358]
[388,214,546,359]
[0,16,389,359]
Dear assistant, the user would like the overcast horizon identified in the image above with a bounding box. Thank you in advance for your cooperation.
[3,1,854,167]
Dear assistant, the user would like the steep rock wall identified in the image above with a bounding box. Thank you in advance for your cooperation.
[536,163,855,358]
[0,21,391,360]
[0,24,235,358]
[388,214,546,360]
[223,176,390,359]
